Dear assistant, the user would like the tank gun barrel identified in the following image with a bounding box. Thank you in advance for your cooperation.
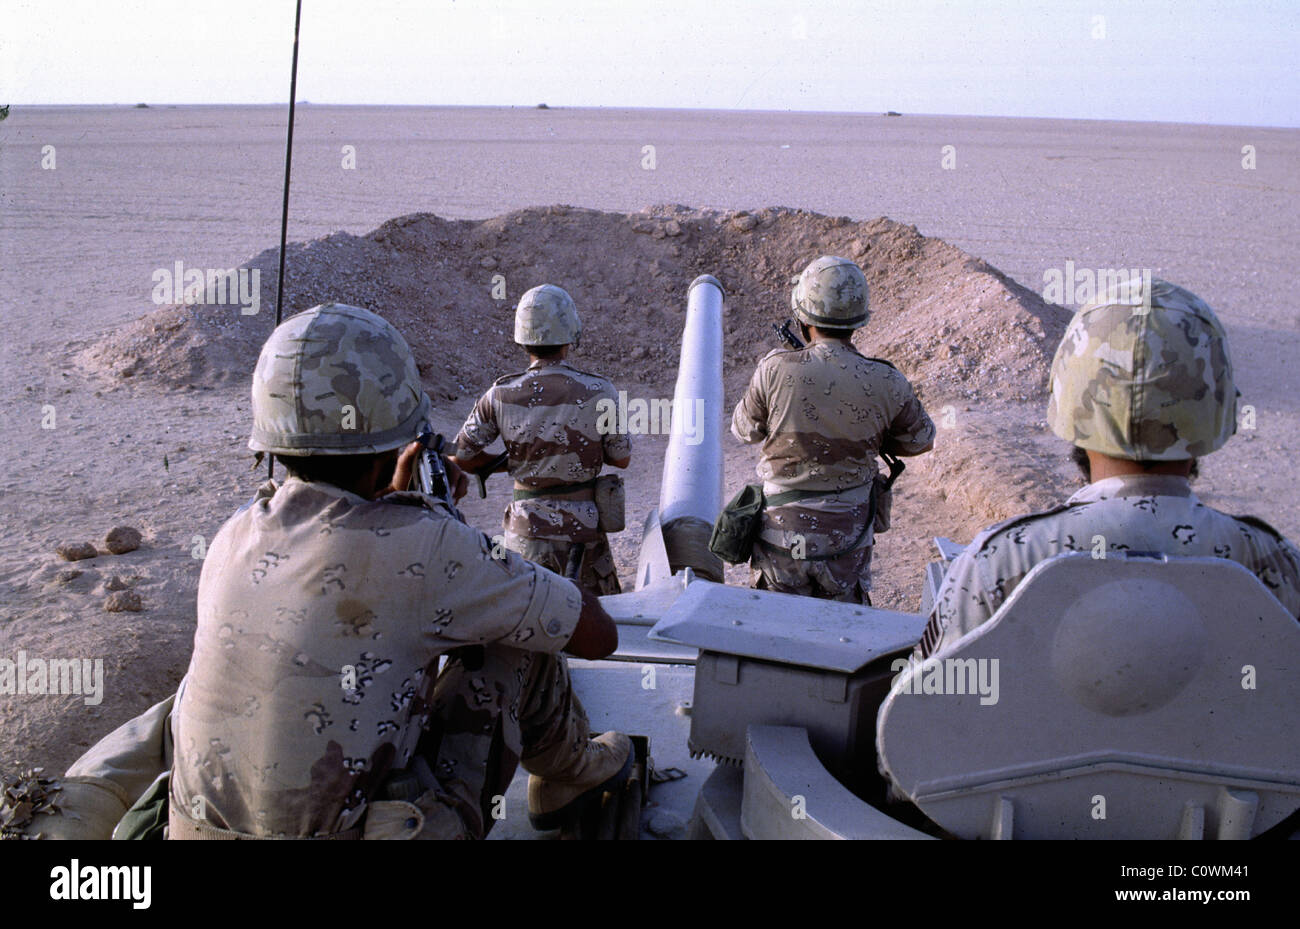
[634,275,726,586]
[661,275,725,524]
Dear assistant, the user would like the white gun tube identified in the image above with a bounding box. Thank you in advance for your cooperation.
[655,274,725,581]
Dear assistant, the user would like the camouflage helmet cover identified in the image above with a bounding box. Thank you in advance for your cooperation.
[514,284,581,346]
[1046,277,1238,461]
[791,255,869,329]
[249,303,431,456]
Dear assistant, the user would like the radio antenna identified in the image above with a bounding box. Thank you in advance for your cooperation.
[268,0,303,481]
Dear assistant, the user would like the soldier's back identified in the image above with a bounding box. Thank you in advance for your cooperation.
[925,473,1300,655]
[751,341,918,492]
[171,477,580,837]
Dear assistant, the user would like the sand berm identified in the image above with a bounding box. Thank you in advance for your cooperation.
[12,204,1078,775]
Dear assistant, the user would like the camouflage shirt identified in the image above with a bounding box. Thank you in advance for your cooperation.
[456,359,631,543]
[170,477,581,838]
[732,340,935,558]
[920,473,1300,657]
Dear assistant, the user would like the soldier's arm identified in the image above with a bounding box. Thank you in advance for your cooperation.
[730,363,769,445]
[455,448,502,474]
[882,379,936,457]
[452,389,500,468]
[599,383,632,468]
[915,547,995,659]
[563,588,618,659]
[1263,532,1300,623]
[427,518,611,659]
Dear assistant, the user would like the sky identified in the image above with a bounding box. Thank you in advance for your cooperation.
[3,0,1298,126]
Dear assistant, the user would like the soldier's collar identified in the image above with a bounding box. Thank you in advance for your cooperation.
[1069,473,1196,504]
[527,358,571,370]
[278,474,373,505]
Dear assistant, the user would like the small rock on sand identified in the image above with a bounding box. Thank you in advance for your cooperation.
[730,213,758,232]
[104,575,130,592]
[105,526,142,555]
[105,590,143,612]
[56,542,98,562]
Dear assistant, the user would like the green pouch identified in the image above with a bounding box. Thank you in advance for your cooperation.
[112,770,170,840]
[708,484,766,564]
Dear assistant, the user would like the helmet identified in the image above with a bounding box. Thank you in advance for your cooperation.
[513,284,581,346]
[1046,276,1238,460]
[248,303,431,456]
[791,256,869,329]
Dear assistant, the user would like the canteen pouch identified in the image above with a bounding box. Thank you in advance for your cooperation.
[872,474,893,534]
[708,483,766,564]
[594,473,626,533]
[113,771,170,840]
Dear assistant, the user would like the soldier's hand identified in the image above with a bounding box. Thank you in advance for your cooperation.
[442,455,469,502]
[564,588,618,660]
[385,441,423,496]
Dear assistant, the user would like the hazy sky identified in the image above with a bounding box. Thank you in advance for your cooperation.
[4,0,1297,126]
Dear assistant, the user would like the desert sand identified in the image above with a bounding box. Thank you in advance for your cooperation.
[0,105,1296,778]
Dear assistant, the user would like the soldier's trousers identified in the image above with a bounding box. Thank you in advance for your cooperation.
[408,645,593,839]
[507,533,622,596]
[750,542,874,605]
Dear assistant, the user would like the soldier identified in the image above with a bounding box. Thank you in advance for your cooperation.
[23,303,633,841]
[919,277,1300,659]
[453,284,631,595]
[732,256,936,604]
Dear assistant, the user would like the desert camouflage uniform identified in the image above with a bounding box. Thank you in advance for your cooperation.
[732,340,935,601]
[169,476,595,840]
[920,277,1300,655]
[918,473,1300,658]
[456,359,631,595]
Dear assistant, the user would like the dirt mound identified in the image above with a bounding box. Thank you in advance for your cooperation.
[18,206,1084,779]
[78,206,1069,409]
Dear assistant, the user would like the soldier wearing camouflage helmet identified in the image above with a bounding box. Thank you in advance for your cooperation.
[25,304,633,840]
[454,284,631,595]
[732,256,936,604]
[918,276,1300,658]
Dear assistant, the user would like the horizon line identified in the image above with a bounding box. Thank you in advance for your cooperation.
[4,102,1296,132]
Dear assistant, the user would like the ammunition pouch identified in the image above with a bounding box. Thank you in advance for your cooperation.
[114,771,170,840]
[871,473,893,534]
[708,484,766,564]
[593,474,626,533]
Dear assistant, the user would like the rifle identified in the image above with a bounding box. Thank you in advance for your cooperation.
[879,449,906,490]
[769,319,906,489]
[564,542,587,581]
[413,424,454,505]
[472,451,511,498]
[771,318,803,351]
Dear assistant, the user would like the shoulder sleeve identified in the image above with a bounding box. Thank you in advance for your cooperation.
[731,359,770,445]
[1234,515,1300,621]
[919,545,996,658]
[882,373,936,456]
[597,379,632,462]
[917,508,1073,658]
[423,516,582,653]
[454,388,500,459]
